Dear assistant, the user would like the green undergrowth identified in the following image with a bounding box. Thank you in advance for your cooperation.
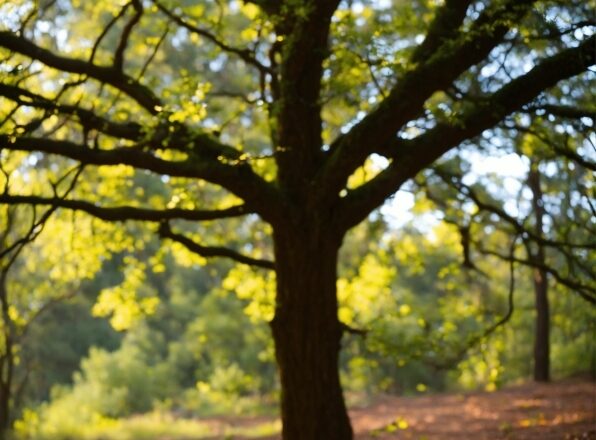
[13,410,281,440]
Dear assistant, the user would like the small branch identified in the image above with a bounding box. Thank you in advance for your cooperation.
[341,322,368,337]
[524,104,595,121]
[158,222,274,270]
[136,26,169,81]
[373,236,518,372]
[17,289,79,343]
[0,166,84,266]
[419,236,518,371]
[114,0,143,72]
[479,247,595,304]
[152,0,271,75]
[0,31,162,113]
[410,0,473,64]
[0,83,143,140]
[439,236,517,369]
[89,2,131,63]
[432,167,595,250]
[504,123,596,171]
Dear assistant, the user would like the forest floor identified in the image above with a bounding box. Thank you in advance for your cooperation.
[202,378,595,440]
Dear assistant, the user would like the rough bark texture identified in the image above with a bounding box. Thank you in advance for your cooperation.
[528,167,550,383]
[270,224,352,440]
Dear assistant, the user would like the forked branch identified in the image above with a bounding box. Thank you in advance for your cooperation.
[0,31,161,113]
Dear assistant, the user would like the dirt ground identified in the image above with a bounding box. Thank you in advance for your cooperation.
[350,378,595,439]
[208,378,595,439]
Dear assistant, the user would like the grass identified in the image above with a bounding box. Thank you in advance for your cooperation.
[15,411,281,440]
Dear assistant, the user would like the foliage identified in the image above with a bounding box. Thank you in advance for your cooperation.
[0,0,594,438]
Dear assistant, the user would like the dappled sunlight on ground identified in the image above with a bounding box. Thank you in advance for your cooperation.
[352,378,595,439]
[174,378,594,439]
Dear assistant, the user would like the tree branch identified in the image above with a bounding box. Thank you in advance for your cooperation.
[340,322,368,337]
[0,31,161,113]
[158,222,274,270]
[478,247,595,304]
[505,123,596,171]
[0,166,84,264]
[525,104,595,120]
[337,35,595,230]
[0,194,251,223]
[152,0,271,75]
[113,0,143,72]
[432,236,518,370]
[0,83,143,140]
[431,167,595,251]
[317,0,536,199]
[89,2,131,64]
[0,81,244,161]
[0,135,281,219]
[410,0,473,64]
[274,0,340,189]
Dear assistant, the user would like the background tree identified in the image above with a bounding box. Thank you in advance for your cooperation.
[0,0,594,438]
[0,161,83,437]
[415,101,595,382]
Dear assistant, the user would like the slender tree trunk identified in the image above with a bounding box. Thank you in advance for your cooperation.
[0,382,9,440]
[270,224,352,440]
[532,265,550,382]
[528,166,550,382]
[0,275,12,439]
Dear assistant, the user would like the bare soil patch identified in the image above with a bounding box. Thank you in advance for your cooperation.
[200,378,595,439]
[351,378,595,439]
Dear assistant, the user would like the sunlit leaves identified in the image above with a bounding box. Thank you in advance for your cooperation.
[240,3,260,21]
[170,241,207,268]
[222,265,274,322]
[337,254,395,326]
[93,256,160,331]
[345,158,384,190]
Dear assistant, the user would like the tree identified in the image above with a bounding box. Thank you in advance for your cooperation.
[0,0,594,438]
[526,163,550,382]
[418,109,595,382]
[0,161,79,437]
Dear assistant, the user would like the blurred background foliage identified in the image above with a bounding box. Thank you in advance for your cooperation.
[4,195,594,439]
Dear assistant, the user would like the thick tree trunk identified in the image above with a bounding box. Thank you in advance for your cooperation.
[270,225,352,440]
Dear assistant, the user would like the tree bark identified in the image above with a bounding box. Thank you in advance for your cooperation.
[532,265,550,382]
[0,274,12,440]
[270,224,352,440]
[528,166,550,382]
[0,384,9,440]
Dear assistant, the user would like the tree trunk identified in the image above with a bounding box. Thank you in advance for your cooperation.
[532,266,550,382]
[0,271,14,440]
[528,166,550,382]
[0,383,9,440]
[270,224,352,440]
